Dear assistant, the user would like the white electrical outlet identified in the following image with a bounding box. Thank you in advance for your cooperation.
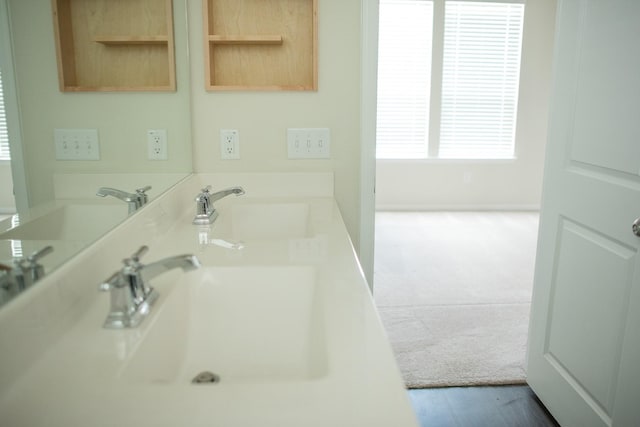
[220,129,240,159]
[287,128,331,159]
[54,129,100,160]
[147,129,167,160]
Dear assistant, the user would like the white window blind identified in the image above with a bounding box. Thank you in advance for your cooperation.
[0,66,10,161]
[376,0,433,159]
[439,1,524,159]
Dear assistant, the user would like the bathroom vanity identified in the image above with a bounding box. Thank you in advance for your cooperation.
[0,173,417,426]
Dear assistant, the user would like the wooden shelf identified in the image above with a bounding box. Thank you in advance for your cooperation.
[208,35,283,45]
[94,35,170,46]
[204,0,317,91]
[52,0,176,92]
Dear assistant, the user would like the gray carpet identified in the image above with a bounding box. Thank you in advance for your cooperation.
[374,211,539,388]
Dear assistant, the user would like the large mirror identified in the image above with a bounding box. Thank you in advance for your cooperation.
[0,0,193,306]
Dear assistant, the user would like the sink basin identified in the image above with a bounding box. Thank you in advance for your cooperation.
[121,266,328,385]
[0,204,128,241]
[229,203,311,240]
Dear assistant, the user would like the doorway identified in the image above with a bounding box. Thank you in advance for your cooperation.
[368,0,557,387]
[373,211,539,387]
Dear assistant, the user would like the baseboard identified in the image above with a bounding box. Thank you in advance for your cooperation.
[0,207,16,215]
[375,204,541,212]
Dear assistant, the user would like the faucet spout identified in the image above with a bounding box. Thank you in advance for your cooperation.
[209,186,245,203]
[96,187,136,201]
[141,254,201,282]
[96,186,151,214]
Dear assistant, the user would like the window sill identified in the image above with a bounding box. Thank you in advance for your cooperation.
[376,157,518,164]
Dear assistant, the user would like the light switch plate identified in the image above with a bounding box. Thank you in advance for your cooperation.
[287,128,331,159]
[54,129,100,160]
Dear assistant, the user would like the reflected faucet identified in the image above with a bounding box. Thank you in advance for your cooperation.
[193,185,245,225]
[96,186,152,214]
[0,246,54,305]
[99,245,200,329]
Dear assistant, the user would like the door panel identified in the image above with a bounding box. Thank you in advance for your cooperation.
[527,0,640,426]
[569,1,640,175]
[547,219,634,416]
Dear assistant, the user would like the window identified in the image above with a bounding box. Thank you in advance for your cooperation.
[376,0,433,159]
[376,0,525,160]
[0,66,10,161]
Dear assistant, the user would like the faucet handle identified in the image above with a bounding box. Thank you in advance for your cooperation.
[15,246,53,270]
[194,187,213,219]
[123,245,149,266]
[135,186,151,207]
[27,246,54,264]
[98,271,121,292]
[136,186,152,194]
[98,245,148,292]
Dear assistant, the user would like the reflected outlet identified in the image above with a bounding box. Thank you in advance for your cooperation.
[147,129,168,160]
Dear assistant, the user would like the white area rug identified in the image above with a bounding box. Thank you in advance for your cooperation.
[374,212,539,388]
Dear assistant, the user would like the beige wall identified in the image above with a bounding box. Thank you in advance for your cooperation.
[375,0,557,210]
[8,0,193,207]
[187,0,363,247]
[8,0,363,249]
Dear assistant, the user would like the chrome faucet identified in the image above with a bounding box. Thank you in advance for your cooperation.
[96,186,152,214]
[99,246,200,329]
[13,245,54,289]
[193,185,245,225]
[0,246,54,303]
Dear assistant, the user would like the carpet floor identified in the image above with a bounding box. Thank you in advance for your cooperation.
[374,211,540,388]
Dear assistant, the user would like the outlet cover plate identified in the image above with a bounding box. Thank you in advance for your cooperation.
[147,129,168,160]
[220,129,240,159]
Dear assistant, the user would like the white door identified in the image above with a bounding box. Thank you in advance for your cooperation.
[527,0,640,426]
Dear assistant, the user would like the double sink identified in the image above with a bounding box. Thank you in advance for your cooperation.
[0,174,418,427]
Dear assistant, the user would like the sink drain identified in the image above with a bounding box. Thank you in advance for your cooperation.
[191,371,220,384]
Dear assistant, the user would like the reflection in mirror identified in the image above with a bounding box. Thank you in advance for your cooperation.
[0,0,193,307]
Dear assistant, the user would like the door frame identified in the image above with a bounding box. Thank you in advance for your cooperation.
[359,0,379,288]
[0,0,29,214]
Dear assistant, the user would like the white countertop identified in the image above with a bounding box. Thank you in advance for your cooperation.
[0,173,417,427]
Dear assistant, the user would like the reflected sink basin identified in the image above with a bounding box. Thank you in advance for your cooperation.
[121,266,328,385]
[0,204,129,241]
[229,203,311,240]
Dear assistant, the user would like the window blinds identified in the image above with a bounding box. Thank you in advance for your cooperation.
[376,0,434,159]
[439,1,524,159]
[0,66,10,161]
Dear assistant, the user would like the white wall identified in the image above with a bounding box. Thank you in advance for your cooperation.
[187,0,363,248]
[8,0,193,207]
[375,0,557,210]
